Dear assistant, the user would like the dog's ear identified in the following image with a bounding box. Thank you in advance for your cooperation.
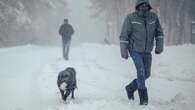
[71,68,76,73]
[64,68,68,71]
[65,67,71,71]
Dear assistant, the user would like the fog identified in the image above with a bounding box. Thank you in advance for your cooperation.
[0,0,106,47]
[0,0,194,47]
[68,0,106,45]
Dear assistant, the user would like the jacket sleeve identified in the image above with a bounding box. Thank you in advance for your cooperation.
[155,17,164,54]
[71,25,75,35]
[119,15,132,59]
[58,25,63,36]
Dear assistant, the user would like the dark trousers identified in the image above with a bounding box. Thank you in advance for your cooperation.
[130,51,152,90]
[62,38,71,60]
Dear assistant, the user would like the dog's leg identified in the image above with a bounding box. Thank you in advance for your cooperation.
[60,89,65,99]
[58,82,65,100]
[71,90,75,99]
[63,89,71,101]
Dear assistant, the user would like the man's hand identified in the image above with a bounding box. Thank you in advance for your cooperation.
[155,50,162,54]
[120,41,129,60]
[121,54,128,59]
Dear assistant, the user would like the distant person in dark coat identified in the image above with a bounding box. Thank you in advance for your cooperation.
[59,19,74,60]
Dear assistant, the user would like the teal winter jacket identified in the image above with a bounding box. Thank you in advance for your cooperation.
[120,11,164,58]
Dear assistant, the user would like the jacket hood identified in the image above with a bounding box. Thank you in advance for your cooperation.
[136,0,152,10]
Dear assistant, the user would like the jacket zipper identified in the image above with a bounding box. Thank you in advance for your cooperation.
[144,19,148,52]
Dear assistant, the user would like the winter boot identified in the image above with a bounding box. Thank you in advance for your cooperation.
[143,88,148,105]
[125,86,134,100]
[125,79,137,100]
[138,88,148,105]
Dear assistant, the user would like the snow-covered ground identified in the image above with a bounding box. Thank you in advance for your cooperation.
[0,43,195,110]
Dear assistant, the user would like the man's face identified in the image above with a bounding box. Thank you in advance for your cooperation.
[138,3,149,12]
[64,20,68,24]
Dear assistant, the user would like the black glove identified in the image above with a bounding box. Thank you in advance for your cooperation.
[155,50,162,54]
[122,54,128,59]
[120,42,129,60]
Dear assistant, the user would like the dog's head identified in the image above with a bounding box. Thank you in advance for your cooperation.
[61,67,76,83]
[65,67,76,74]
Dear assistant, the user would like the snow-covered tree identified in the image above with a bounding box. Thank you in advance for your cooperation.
[0,0,69,47]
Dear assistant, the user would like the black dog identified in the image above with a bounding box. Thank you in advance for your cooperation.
[57,67,77,101]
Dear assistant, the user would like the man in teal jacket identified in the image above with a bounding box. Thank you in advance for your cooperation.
[120,0,164,105]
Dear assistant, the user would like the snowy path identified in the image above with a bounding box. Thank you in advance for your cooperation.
[0,44,195,110]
